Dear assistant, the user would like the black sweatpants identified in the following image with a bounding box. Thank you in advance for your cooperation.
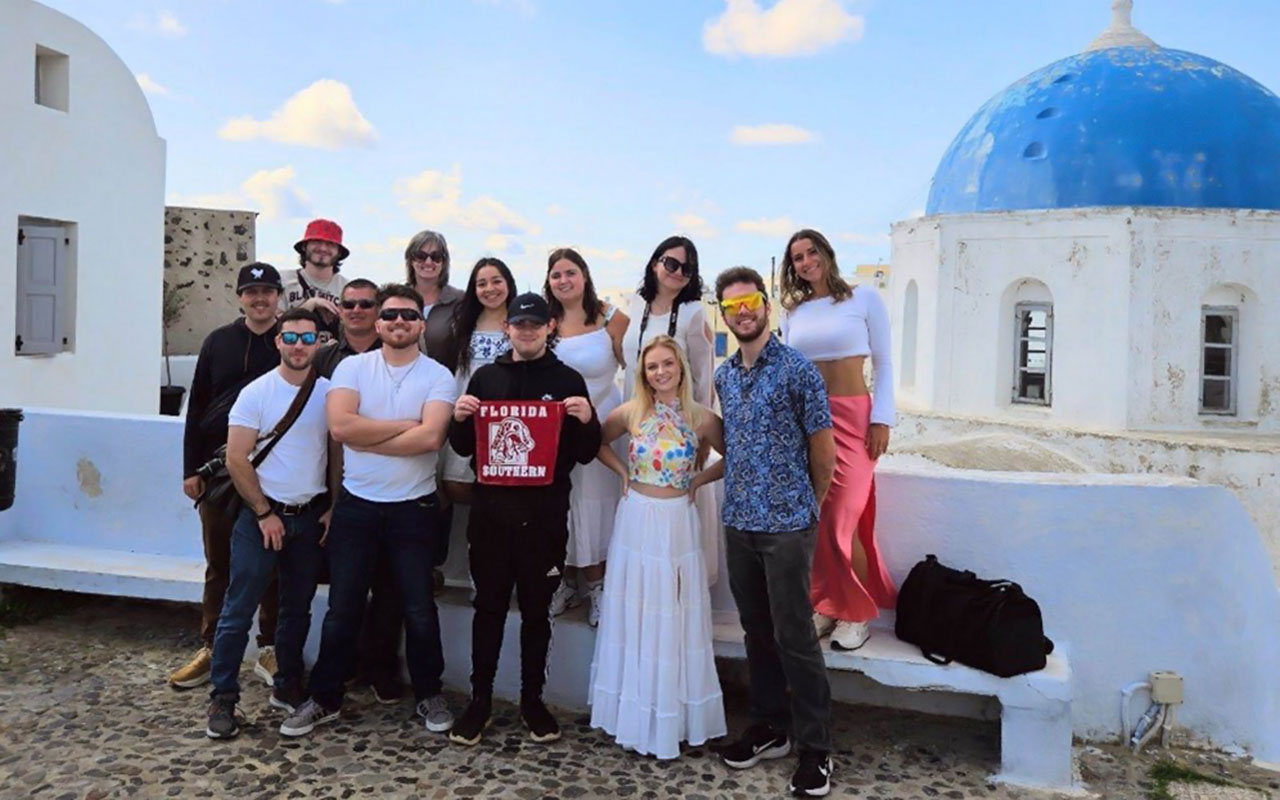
[466,491,569,700]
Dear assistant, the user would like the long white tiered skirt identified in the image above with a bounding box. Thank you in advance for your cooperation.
[588,492,726,759]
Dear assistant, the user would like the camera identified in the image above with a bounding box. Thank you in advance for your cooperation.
[195,455,224,481]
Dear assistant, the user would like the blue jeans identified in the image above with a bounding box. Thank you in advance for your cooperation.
[308,489,443,708]
[210,504,324,701]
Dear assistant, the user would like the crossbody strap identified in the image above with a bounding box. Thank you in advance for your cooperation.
[251,367,319,468]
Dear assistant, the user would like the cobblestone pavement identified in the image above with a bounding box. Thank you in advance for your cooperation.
[0,591,1276,799]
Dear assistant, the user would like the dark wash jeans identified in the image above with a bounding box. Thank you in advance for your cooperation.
[210,504,324,701]
[308,489,444,708]
[725,524,832,754]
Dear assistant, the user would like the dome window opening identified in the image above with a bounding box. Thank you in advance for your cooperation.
[1036,107,1061,119]
[1023,142,1048,160]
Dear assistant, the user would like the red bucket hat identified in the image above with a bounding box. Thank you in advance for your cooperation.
[294,218,350,260]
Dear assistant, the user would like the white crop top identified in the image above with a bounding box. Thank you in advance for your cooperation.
[781,289,897,426]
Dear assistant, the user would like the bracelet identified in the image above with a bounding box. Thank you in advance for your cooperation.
[255,507,273,520]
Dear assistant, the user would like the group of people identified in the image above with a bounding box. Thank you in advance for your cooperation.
[173,218,898,797]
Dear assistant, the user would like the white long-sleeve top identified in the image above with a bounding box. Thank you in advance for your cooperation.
[780,288,896,426]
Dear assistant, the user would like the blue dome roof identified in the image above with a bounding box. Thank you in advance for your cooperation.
[926,46,1280,215]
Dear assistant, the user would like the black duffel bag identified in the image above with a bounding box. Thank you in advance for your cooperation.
[895,554,1053,677]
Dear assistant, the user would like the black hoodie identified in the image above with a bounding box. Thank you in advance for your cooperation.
[448,349,602,504]
[183,317,280,477]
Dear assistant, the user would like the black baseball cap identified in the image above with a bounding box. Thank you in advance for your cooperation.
[236,262,284,294]
[507,292,551,324]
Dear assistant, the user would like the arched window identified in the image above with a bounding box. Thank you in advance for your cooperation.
[901,280,918,388]
[1006,280,1053,406]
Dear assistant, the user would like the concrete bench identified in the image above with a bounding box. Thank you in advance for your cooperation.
[712,617,1075,792]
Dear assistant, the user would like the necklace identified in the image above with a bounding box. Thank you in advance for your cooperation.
[381,353,420,394]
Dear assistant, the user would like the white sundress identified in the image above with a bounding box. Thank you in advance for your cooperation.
[553,315,623,568]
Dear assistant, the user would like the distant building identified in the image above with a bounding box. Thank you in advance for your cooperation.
[2,0,166,414]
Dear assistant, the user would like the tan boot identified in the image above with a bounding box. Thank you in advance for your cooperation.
[169,646,212,689]
[253,645,277,687]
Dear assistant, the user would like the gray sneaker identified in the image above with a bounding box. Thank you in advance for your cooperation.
[279,698,339,737]
[416,694,454,733]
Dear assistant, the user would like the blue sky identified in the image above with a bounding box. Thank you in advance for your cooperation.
[41,0,1280,292]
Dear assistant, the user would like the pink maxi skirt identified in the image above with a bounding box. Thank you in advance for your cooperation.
[810,394,897,622]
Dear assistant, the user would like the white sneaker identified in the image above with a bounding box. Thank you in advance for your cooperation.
[253,645,277,687]
[548,581,580,617]
[813,611,836,639]
[587,584,604,627]
[830,620,870,652]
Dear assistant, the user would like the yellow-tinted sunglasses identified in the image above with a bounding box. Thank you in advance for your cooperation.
[719,291,766,314]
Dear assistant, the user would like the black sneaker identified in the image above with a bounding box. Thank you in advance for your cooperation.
[448,696,492,746]
[789,751,833,797]
[269,681,305,714]
[371,676,404,705]
[519,697,561,743]
[721,723,791,769]
[206,694,239,739]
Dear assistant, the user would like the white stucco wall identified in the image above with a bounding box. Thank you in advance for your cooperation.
[4,408,1280,762]
[0,1,166,414]
[894,409,1280,584]
[890,208,1280,434]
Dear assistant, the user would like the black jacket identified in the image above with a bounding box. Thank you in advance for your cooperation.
[448,349,602,503]
[182,318,279,477]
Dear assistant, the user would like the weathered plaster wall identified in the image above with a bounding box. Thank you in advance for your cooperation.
[894,408,1280,582]
[1127,209,1280,433]
[0,0,165,414]
[890,207,1280,434]
[163,207,256,356]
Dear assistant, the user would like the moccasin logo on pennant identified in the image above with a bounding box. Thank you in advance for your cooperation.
[474,401,565,486]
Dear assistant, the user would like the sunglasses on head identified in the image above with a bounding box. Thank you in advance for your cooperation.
[379,308,423,322]
[340,299,375,310]
[280,331,319,346]
[411,250,445,264]
[658,255,692,277]
[719,291,766,314]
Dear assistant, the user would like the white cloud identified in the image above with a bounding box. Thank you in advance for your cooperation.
[730,123,817,145]
[735,216,796,237]
[218,80,377,150]
[671,212,718,239]
[135,73,170,97]
[167,166,312,222]
[546,203,566,217]
[394,165,541,237]
[128,10,188,37]
[835,231,889,245]
[703,0,864,58]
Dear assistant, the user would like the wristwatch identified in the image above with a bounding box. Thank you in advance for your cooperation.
[255,506,274,520]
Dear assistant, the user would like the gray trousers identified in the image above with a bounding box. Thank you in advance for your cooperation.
[725,525,832,754]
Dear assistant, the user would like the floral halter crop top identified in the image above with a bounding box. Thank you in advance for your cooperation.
[628,401,698,490]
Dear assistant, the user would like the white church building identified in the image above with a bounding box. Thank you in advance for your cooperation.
[892,2,1279,433]
[0,0,166,415]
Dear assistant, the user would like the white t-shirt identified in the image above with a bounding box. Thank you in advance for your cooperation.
[278,268,348,312]
[228,370,331,505]
[329,349,457,502]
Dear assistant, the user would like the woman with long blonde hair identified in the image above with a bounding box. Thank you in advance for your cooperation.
[589,336,726,759]
[779,228,897,651]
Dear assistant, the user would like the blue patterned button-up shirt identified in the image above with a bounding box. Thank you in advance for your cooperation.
[715,334,832,533]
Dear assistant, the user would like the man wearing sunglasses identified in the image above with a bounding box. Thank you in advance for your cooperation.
[712,267,838,798]
[282,284,459,738]
[172,262,284,692]
[315,277,413,705]
[206,308,335,738]
[314,279,381,380]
